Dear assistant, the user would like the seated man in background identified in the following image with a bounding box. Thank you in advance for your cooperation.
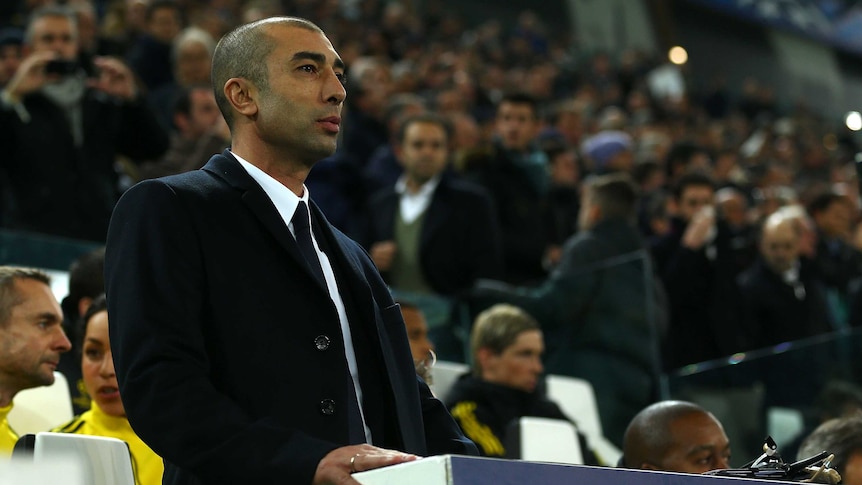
[0,267,71,455]
[797,414,862,485]
[622,400,730,474]
[469,173,664,446]
[137,85,230,180]
[399,301,435,383]
[54,295,163,485]
[445,304,598,464]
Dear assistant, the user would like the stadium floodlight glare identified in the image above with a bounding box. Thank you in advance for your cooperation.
[668,46,688,65]
[846,111,862,131]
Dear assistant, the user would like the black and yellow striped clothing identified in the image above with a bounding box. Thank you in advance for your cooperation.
[0,402,17,456]
[444,374,599,464]
[53,403,163,485]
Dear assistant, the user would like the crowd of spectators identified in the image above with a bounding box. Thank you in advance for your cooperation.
[2,0,862,448]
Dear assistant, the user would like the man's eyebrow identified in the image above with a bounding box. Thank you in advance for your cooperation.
[33,311,61,323]
[291,51,345,70]
[685,445,716,456]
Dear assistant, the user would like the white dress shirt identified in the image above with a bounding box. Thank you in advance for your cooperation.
[395,175,441,223]
[234,152,372,443]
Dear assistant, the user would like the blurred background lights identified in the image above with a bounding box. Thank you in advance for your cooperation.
[846,111,862,131]
[668,46,688,65]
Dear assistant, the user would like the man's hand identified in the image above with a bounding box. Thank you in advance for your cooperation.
[87,56,137,100]
[313,444,418,485]
[370,241,397,271]
[682,206,716,250]
[3,51,57,103]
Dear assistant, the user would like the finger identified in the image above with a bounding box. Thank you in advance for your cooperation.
[351,452,417,473]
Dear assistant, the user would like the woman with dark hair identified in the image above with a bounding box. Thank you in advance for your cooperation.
[53,295,163,485]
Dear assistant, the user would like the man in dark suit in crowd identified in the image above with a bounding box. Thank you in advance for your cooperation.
[105,16,475,485]
[469,173,665,447]
[464,92,550,285]
[737,208,833,350]
[366,112,502,301]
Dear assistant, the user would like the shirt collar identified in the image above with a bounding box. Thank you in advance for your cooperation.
[232,151,309,229]
[395,174,441,198]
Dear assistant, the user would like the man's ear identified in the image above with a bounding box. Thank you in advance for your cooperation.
[173,112,190,134]
[667,197,680,216]
[223,78,258,119]
[394,143,405,166]
[475,347,495,374]
[589,205,602,225]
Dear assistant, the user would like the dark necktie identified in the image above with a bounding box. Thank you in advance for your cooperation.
[292,201,327,287]
[292,201,366,444]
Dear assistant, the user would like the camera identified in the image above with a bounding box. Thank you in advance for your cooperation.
[44,59,79,76]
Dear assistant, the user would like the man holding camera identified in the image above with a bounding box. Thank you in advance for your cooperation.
[0,5,168,242]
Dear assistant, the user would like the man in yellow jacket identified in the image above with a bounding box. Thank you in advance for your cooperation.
[0,267,72,455]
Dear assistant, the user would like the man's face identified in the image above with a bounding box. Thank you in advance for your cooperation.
[254,24,346,168]
[0,44,22,86]
[481,329,544,393]
[175,41,211,86]
[400,306,433,365]
[184,88,221,138]
[843,449,862,485]
[495,101,538,152]
[659,412,731,474]
[148,6,181,44]
[760,221,799,274]
[816,200,852,238]
[28,15,78,60]
[398,121,449,185]
[678,185,715,222]
[0,278,70,394]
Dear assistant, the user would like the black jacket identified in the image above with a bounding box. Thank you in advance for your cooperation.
[0,89,168,241]
[365,174,503,296]
[105,152,477,485]
[444,374,598,464]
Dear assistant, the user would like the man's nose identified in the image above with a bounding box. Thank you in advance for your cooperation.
[55,327,72,352]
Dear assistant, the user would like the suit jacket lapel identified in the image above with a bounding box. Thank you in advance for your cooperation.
[202,152,324,292]
[419,181,448,251]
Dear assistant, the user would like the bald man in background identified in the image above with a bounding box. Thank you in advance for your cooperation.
[736,209,832,351]
[622,400,731,474]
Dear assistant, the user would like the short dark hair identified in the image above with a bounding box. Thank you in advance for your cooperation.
[497,92,538,119]
[623,400,711,469]
[396,112,452,144]
[665,141,709,176]
[672,172,715,200]
[211,17,322,128]
[797,414,862,478]
[171,84,210,118]
[807,191,847,217]
[146,0,182,23]
[0,267,51,327]
[584,173,639,222]
[66,247,105,311]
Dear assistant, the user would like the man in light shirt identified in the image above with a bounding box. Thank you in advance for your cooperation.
[366,113,502,314]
